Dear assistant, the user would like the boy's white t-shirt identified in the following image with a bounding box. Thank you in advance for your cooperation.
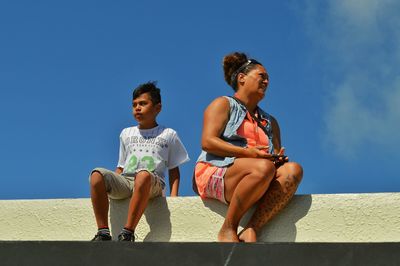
[117,125,189,184]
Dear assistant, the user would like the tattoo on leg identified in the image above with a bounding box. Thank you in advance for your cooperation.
[246,174,300,231]
[285,175,299,191]
[235,194,244,212]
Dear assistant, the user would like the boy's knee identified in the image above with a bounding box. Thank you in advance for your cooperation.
[134,171,152,189]
[90,170,104,186]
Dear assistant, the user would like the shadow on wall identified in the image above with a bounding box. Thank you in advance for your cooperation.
[109,198,172,241]
[143,198,171,241]
[202,194,313,242]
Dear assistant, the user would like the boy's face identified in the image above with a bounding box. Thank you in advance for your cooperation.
[132,92,161,127]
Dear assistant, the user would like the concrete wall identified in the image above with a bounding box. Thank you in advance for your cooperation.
[1,193,399,242]
[2,242,400,266]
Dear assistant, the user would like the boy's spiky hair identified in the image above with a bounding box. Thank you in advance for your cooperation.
[132,81,161,104]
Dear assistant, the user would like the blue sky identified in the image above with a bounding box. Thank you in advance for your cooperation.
[1,0,399,199]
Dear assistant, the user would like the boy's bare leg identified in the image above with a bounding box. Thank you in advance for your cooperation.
[90,171,110,228]
[220,158,276,242]
[124,171,152,231]
[239,162,303,242]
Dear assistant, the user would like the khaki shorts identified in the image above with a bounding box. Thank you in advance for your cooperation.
[89,167,165,199]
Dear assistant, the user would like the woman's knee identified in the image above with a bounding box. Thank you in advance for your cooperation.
[284,162,303,184]
[225,159,275,193]
[252,159,276,181]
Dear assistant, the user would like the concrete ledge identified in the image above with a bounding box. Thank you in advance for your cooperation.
[1,193,399,242]
[1,242,399,266]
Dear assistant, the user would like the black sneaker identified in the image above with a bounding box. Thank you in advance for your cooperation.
[91,232,112,241]
[118,230,135,242]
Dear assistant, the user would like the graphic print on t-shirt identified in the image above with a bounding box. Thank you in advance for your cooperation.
[118,126,189,182]
[125,155,156,173]
[123,134,168,175]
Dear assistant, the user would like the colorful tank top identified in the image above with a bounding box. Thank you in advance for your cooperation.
[194,111,269,198]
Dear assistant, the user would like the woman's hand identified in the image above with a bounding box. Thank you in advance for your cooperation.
[241,146,290,163]
[273,147,289,166]
[241,145,271,158]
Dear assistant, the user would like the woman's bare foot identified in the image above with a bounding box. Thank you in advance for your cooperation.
[238,227,257,242]
[218,227,240,242]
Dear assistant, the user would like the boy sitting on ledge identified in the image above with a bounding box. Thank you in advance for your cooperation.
[89,81,189,241]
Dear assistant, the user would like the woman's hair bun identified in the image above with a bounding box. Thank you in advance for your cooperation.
[222,52,248,86]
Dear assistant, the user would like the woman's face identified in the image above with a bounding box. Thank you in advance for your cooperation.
[238,64,269,99]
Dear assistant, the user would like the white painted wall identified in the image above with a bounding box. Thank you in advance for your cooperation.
[1,193,399,242]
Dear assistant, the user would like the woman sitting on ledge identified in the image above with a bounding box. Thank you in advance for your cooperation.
[193,52,303,242]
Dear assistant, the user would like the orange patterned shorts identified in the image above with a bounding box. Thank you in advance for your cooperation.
[194,162,227,204]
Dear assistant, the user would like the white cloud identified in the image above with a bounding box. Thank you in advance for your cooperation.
[302,0,400,157]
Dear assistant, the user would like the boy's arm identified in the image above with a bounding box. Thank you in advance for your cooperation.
[168,167,180,197]
[115,167,123,174]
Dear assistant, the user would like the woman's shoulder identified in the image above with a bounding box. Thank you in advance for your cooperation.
[215,96,231,103]
[207,96,231,109]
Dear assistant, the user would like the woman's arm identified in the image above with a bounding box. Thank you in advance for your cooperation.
[201,97,269,158]
[270,115,282,154]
